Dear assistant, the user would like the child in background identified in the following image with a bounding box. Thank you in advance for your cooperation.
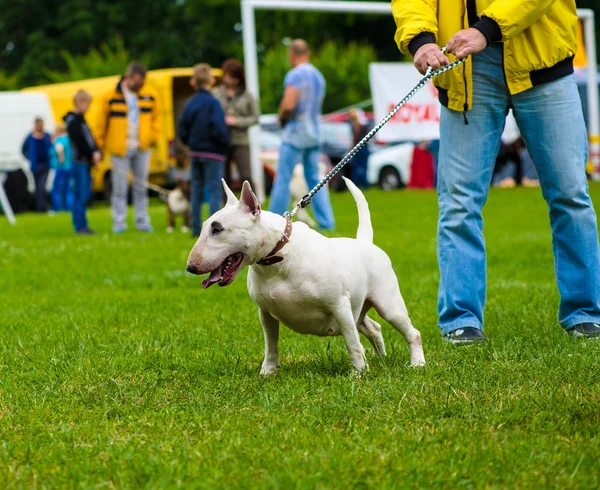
[64,90,102,235]
[49,124,73,213]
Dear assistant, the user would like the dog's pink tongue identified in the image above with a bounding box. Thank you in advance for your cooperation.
[202,269,221,289]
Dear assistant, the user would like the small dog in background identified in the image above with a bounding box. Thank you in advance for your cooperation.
[167,179,190,233]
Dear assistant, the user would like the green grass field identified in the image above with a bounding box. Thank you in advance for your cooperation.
[1,185,600,489]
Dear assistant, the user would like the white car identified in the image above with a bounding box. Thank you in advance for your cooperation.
[367,142,415,190]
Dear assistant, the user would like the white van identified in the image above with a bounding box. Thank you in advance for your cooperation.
[0,92,55,188]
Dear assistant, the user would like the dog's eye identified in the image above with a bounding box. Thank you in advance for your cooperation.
[211,221,224,236]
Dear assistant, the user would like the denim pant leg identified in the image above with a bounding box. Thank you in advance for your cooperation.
[111,154,130,230]
[51,169,68,212]
[204,159,224,217]
[437,45,509,334]
[269,143,301,216]
[302,147,335,230]
[512,74,600,328]
[71,163,90,231]
[190,158,206,236]
[34,168,49,212]
[131,150,151,228]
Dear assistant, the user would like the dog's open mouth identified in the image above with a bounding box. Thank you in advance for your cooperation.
[202,252,244,289]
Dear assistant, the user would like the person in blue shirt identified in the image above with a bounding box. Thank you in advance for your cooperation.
[268,39,335,230]
[178,63,230,237]
[49,124,73,213]
[22,117,52,213]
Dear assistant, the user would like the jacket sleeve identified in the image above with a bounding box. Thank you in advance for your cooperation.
[22,135,30,158]
[151,91,161,144]
[68,117,96,161]
[210,100,230,146]
[95,92,109,151]
[234,94,260,129]
[481,0,559,41]
[392,0,438,55]
[177,101,192,146]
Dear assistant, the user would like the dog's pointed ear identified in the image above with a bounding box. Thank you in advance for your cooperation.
[222,178,238,206]
[239,181,261,217]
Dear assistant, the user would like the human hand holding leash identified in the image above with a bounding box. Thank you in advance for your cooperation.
[447,28,487,59]
[413,44,450,75]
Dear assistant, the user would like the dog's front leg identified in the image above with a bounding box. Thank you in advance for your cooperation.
[258,309,280,375]
[333,302,367,372]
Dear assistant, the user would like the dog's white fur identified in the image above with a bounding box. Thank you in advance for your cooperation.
[187,178,425,373]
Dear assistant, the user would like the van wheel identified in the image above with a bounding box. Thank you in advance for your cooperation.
[378,166,402,191]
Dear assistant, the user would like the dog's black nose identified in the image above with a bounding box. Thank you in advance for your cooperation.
[186,263,199,275]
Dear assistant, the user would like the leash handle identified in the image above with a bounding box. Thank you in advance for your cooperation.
[284,46,465,220]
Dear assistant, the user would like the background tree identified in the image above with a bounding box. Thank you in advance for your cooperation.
[0,0,598,111]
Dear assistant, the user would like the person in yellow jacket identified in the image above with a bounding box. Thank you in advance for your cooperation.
[96,62,160,233]
[393,0,600,343]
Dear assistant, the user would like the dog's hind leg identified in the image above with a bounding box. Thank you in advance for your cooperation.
[369,277,425,366]
[259,309,280,375]
[358,317,386,356]
[333,299,367,372]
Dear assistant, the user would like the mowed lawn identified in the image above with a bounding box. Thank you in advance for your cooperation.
[1,185,600,489]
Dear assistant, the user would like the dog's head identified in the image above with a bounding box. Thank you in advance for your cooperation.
[186,180,264,289]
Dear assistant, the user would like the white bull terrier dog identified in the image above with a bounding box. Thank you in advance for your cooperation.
[186,178,425,373]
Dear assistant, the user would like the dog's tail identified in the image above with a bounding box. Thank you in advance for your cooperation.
[342,177,373,243]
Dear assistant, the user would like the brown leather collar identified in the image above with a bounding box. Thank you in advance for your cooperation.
[256,217,293,266]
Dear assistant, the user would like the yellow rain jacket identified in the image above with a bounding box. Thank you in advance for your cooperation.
[392,0,579,112]
[96,78,160,156]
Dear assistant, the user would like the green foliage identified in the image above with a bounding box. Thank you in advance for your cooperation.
[259,41,376,114]
[1,186,600,488]
[313,41,377,113]
[44,38,151,84]
[0,70,19,90]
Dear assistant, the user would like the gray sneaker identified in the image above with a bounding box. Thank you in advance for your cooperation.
[567,323,600,339]
[443,327,487,345]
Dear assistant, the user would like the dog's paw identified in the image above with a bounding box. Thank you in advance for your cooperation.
[410,358,426,367]
[260,364,279,375]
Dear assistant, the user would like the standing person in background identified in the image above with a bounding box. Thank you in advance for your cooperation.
[21,117,52,213]
[65,90,102,235]
[96,62,160,234]
[213,59,260,190]
[178,64,230,237]
[269,39,335,230]
[49,124,73,214]
[348,108,370,189]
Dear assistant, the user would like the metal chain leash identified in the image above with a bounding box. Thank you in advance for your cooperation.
[284,47,465,220]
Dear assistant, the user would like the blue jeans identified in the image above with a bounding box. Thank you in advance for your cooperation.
[269,143,335,229]
[51,168,72,212]
[437,44,600,334]
[33,167,49,213]
[352,149,369,189]
[71,163,91,231]
[191,157,223,236]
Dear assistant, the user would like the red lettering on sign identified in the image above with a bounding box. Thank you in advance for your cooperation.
[387,102,440,124]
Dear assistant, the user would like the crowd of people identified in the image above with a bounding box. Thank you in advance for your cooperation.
[21,38,340,236]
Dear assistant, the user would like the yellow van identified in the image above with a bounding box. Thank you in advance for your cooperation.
[23,68,222,199]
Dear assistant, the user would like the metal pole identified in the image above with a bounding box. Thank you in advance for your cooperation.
[580,9,600,178]
[248,0,391,13]
[0,173,16,225]
[241,0,266,201]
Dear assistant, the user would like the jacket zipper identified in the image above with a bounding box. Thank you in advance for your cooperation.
[462,0,472,125]
[462,63,469,125]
